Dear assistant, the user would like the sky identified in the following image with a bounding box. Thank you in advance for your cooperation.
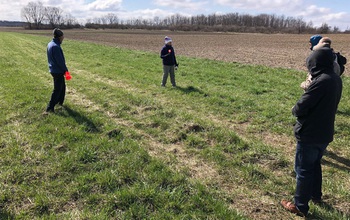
[1,0,349,31]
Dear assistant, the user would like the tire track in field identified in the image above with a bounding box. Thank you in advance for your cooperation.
[68,69,298,219]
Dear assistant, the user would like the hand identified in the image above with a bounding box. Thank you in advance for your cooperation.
[65,71,72,80]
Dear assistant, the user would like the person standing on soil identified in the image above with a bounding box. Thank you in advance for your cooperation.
[44,28,69,114]
[160,36,178,87]
[281,39,343,217]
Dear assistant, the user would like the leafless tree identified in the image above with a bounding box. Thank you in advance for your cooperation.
[45,6,63,28]
[21,1,79,29]
[105,13,119,25]
[64,13,77,28]
[21,1,46,29]
[318,23,331,34]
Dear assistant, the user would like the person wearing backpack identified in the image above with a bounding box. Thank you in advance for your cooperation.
[281,37,343,217]
[334,51,347,75]
[313,37,341,74]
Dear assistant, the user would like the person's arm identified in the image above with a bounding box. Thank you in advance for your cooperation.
[160,47,170,59]
[292,80,326,117]
[174,49,178,66]
[53,46,68,72]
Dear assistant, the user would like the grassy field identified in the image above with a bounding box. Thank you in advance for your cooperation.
[0,31,349,219]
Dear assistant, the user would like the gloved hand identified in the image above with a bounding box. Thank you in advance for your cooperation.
[65,71,72,80]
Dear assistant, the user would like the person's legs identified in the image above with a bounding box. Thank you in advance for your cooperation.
[162,65,170,86]
[294,142,328,215]
[311,148,326,201]
[46,73,65,112]
[58,80,66,106]
[169,65,176,87]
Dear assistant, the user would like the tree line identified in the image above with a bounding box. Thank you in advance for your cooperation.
[21,1,348,34]
[21,1,79,29]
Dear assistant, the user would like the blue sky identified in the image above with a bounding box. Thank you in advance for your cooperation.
[1,0,349,30]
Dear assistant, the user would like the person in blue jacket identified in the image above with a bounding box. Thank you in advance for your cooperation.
[44,28,69,114]
[160,36,178,87]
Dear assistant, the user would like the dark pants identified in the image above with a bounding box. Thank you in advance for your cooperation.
[294,142,328,215]
[162,65,176,86]
[46,73,66,112]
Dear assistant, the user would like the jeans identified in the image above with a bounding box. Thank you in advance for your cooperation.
[162,65,176,86]
[47,73,66,111]
[294,141,328,215]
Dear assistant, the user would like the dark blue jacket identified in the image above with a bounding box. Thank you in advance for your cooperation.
[47,38,68,74]
[160,44,177,66]
[292,48,342,144]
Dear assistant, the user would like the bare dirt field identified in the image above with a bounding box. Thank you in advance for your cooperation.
[3,28,349,74]
[55,29,350,74]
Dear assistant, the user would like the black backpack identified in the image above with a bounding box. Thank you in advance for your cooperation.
[335,52,347,75]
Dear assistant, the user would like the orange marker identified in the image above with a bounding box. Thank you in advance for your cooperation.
[65,71,72,80]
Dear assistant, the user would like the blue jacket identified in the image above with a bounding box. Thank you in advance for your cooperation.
[47,38,68,74]
[160,44,177,66]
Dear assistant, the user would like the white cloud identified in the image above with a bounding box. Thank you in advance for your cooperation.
[212,0,350,30]
[299,5,331,17]
[0,0,122,21]
[0,0,28,20]
[214,0,303,11]
[294,5,349,29]
[0,0,349,30]
[117,8,168,20]
[87,0,122,11]
[153,0,208,11]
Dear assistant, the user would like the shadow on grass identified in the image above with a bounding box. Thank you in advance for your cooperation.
[59,105,100,133]
[323,150,350,172]
[307,201,350,220]
[175,85,208,96]
[0,210,13,220]
[337,109,350,117]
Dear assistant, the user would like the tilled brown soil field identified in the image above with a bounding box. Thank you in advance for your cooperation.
[57,29,350,74]
[4,28,349,74]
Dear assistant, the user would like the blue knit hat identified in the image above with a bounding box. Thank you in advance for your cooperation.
[309,35,322,50]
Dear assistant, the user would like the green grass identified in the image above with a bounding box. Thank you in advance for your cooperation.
[0,31,349,219]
